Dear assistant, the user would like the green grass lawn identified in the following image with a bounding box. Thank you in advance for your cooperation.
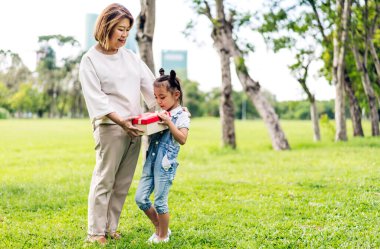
[0,118,379,248]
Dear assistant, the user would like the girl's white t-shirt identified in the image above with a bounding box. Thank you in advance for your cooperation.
[79,46,156,124]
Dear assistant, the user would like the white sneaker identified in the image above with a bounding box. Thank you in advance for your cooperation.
[152,236,169,243]
[147,229,171,243]
[147,233,157,243]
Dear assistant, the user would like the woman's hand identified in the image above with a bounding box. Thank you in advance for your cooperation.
[106,112,143,137]
[121,116,143,137]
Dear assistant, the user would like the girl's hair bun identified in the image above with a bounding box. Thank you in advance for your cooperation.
[170,70,176,81]
[159,68,165,76]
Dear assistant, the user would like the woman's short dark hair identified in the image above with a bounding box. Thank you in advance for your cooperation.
[94,3,134,51]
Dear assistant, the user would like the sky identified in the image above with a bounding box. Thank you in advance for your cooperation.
[0,0,335,101]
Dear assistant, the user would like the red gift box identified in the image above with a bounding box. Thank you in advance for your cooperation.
[132,112,161,125]
[132,112,170,135]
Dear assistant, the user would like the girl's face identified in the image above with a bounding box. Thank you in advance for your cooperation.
[154,84,180,111]
[109,18,131,51]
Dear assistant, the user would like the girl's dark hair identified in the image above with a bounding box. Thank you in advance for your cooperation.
[154,68,183,105]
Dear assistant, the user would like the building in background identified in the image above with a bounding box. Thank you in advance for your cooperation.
[84,14,98,51]
[161,50,187,80]
[84,13,138,52]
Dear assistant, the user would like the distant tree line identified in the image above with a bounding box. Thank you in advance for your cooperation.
[0,46,337,121]
[0,35,85,119]
[1,0,379,147]
[182,79,338,120]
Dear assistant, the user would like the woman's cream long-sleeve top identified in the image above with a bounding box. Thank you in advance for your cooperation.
[79,46,156,125]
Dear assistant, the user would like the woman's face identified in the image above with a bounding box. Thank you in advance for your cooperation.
[109,18,131,50]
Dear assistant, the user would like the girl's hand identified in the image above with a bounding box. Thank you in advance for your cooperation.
[157,111,171,125]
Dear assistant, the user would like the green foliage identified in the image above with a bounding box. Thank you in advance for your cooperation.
[9,83,44,114]
[234,56,248,74]
[233,91,260,119]
[0,119,379,248]
[275,100,335,120]
[36,46,57,71]
[272,36,296,52]
[0,107,10,119]
[204,87,221,117]
[38,35,80,47]
[320,114,335,141]
[0,82,10,108]
[182,79,205,117]
[34,35,82,117]
[0,50,32,92]
[258,8,288,34]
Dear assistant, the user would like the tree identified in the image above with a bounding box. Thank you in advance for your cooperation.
[0,82,10,110]
[136,0,156,73]
[182,79,206,117]
[258,0,365,139]
[289,50,321,141]
[187,0,236,148]
[307,0,363,137]
[189,0,290,150]
[204,87,222,117]
[333,0,352,141]
[350,0,379,136]
[362,0,380,90]
[0,50,31,93]
[9,83,44,116]
[36,35,82,118]
[257,2,324,141]
[136,0,157,159]
[344,67,364,136]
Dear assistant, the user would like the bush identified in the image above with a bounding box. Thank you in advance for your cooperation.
[0,107,10,119]
[320,114,335,141]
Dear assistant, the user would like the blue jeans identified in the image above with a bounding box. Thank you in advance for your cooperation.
[135,110,182,214]
[135,140,178,214]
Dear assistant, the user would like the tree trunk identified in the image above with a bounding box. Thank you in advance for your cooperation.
[234,56,290,150]
[334,0,351,141]
[219,49,236,148]
[296,63,320,142]
[351,44,380,136]
[344,70,364,136]
[136,0,156,160]
[206,0,237,149]
[136,0,156,72]
[369,39,380,78]
[201,0,289,150]
[310,98,320,141]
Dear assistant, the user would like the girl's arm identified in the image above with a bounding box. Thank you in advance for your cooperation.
[157,112,188,145]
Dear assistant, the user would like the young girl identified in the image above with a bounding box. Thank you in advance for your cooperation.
[135,69,190,243]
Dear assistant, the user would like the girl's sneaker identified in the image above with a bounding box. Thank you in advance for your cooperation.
[147,233,157,243]
[152,236,169,244]
[147,229,171,243]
